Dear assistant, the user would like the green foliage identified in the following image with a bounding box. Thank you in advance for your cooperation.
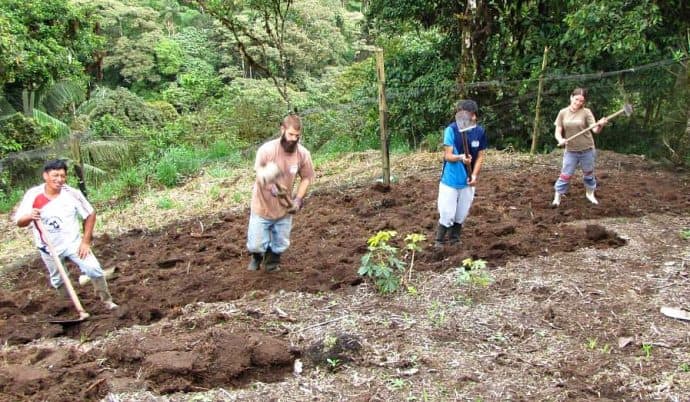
[218,79,287,144]
[455,258,493,297]
[0,113,56,152]
[86,165,147,205]
[0,188,22,213]
[154,145,203,187]
[77,87,164,135]
[156,196,175,209]
[641,343,653,359]
[0,0,103,90]
[680,229,690,240]
[155,38,185,76]
[358,230,406,294]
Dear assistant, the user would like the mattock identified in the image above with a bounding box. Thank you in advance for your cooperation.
[35,220,90,323]
[565,103,634,143]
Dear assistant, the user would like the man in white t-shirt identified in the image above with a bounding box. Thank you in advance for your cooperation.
[14,160,117,310]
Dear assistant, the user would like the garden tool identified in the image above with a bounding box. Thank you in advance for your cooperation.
[585,188,598,205]
[565,103,633,143]
[275,183,299,214]
[257,161,282,186]
[455,110,475,179]
[34,220,90,323]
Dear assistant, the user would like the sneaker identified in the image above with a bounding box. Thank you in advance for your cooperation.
[104,301,118,310]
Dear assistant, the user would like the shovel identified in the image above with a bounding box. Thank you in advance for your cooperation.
[565,103,634,144]
[35,220,90,323]
[456,110,475,180]
[274,183,299,214]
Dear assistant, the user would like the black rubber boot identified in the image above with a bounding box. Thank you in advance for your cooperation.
[435,224,449,247]
[247,253,263,271]
[449,223,462,244]
[264,249,281,272]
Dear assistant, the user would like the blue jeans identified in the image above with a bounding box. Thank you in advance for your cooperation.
[39,242,105,289]
[554,149,596,194]
[246,213,293,254]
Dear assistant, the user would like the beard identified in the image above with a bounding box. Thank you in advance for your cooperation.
[280,135,298,153]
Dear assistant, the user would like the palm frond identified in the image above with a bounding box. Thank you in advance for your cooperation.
[38,80,86,116]
[32,109,71,138]
[80,139,134,166]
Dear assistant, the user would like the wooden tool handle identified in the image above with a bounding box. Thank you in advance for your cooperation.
[34,220,89,317]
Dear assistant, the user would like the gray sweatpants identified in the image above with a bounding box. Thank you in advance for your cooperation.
[437,182,475,228]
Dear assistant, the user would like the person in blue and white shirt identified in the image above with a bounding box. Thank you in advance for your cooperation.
[14,159,118,310]
[435,99,488,247]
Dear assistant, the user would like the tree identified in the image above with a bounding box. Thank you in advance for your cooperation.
[0,0,103,116]
[187,0,295,107]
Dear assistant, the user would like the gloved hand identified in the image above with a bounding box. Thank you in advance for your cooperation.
[292,196,303,211]
[257,162,281,186]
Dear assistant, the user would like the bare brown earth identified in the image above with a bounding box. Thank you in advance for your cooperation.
[0,150,689,401]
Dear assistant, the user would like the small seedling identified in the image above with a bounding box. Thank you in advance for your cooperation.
[455,258,493,298]
[586,338,598,350]
[600,344,611,354]
[157,196,175,209]
[403,233,426,285]
[427,301,448,327]
[641,343,653,359]
[679,362,690,372]
[326,357,340,370]
[680,228,690,240]
[388,377,406,391]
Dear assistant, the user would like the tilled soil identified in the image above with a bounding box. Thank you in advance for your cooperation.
[0,150,689,401]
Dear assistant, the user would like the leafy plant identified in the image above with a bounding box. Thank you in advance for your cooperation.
[679,362,690,373]
[326,357,340,371]
[387,377,406,391]
[157,196,175,209]
[586,338,598,350]
[358,230,406,294]
[641,343,653,359]
[427,300,447,328]
[679,229,690,240]
[402,233,426,288]
[455,258,493,296]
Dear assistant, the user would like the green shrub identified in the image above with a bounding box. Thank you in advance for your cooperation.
[154,146,202,187]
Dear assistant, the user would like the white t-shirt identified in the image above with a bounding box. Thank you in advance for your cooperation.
[14,184,94,254]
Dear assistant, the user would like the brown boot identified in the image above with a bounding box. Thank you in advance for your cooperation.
[91,276,118,310]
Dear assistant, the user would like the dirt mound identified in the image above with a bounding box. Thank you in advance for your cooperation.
[1,151,689,401]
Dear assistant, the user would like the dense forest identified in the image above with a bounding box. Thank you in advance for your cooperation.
[1,0,688,211]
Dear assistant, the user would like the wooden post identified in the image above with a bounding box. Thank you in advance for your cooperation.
[375,49,390,186]
[530,46,549,155]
